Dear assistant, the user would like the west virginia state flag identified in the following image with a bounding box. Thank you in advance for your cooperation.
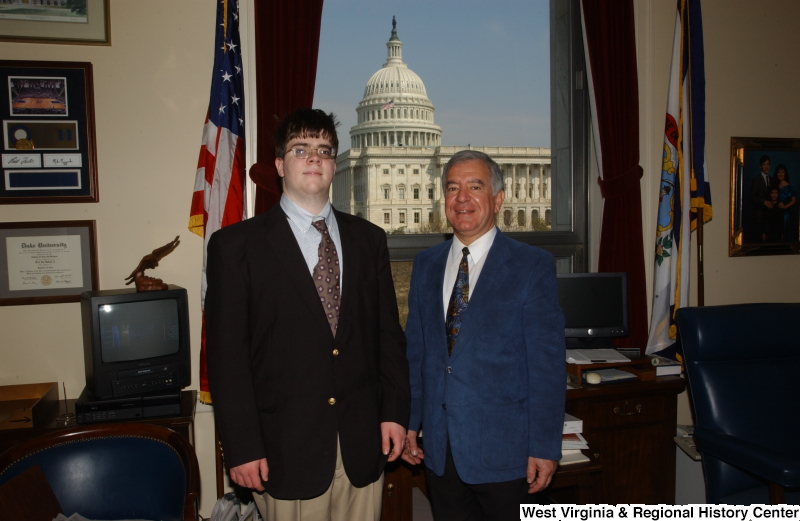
[189,0,246,403]
[646,0,712,354]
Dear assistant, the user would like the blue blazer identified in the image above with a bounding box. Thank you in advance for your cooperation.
[406,230,565,484]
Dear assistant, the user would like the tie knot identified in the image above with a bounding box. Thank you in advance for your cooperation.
[312,219,328,234]
[461,247,470,258]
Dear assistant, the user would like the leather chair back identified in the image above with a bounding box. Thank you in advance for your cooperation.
[0,422,199,521]
[677,303,800,504]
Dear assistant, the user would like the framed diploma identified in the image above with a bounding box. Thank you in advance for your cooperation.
[0,220,98,306]
[0,61,98,204]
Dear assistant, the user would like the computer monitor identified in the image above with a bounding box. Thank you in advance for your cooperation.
[556,272,628,348]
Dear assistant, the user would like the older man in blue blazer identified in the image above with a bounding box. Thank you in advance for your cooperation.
[402,150,565,520]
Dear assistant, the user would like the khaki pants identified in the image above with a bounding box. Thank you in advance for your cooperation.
[253,438,384,521]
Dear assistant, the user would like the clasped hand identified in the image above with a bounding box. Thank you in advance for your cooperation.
[400,430,556,494]
[228,422,407,491]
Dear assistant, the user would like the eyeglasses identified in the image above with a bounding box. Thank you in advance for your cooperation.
[286,145,336,160]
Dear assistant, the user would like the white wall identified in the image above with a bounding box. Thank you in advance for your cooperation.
[0,1,218,514]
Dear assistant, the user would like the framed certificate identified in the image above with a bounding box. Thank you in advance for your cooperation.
[0,61,98,204]
[0,220,98,306]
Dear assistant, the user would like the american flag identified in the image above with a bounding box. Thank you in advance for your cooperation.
[188,0,246,404]
[382,100,395,110]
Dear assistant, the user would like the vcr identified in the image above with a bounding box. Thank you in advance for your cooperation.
[113,364,179,396]
[75,387,182,425]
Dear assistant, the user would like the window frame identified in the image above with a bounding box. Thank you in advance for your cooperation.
[386,0,588,273]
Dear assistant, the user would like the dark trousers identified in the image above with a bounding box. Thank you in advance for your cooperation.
[425,444,549,521]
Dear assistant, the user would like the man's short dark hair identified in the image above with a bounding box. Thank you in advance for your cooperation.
[274,108,340,158]
[760,154,771,166]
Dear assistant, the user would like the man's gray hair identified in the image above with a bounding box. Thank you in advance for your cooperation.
[441,150,504,195]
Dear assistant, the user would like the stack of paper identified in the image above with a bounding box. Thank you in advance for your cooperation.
[560,414,590,465]
[563,412,582,434]
[566,349,630,364]
[562,432,589,450]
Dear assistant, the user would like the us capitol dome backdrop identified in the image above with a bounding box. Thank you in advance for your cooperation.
[331,18,553,233]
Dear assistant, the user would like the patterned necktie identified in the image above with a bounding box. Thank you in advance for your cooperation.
[446,247,470,356]
[312,219,341,336]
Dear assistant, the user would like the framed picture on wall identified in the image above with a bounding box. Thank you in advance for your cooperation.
[0,220,99,306]
[0,0,110,46]
[730,137,800,256]
[0,60,98,204]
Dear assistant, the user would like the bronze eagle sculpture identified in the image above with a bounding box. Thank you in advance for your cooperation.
[124,236,180,291]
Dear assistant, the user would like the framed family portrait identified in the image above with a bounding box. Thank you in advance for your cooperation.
[0,0,110,46]
[0,60,98,204]
[730,137,800,257]
[0,220,98,306]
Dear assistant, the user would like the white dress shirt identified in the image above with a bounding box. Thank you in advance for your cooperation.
[442,226,498,320]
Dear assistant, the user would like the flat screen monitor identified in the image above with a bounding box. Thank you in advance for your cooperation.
[80,285,191,399]
[556,272,628,348]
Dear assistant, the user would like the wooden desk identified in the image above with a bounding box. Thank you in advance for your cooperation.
[0,390,197,456]
[565,376,685,504]
[381,376,685,518]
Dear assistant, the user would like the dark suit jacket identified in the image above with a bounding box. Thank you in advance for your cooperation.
[405,231,565,485]
[205,204,409,499]
[749,173,777,221]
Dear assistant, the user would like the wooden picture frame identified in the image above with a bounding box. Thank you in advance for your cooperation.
[0,60,98,204]
[730,137,800,256]
[0,220,98,306]
[0,0,110,46]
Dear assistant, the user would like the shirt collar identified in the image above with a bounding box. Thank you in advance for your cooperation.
[451,226,497,264]
[280,194,333,232]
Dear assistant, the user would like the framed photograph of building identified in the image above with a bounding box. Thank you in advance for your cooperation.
[730,137,800,256]
[0,220,98,306]
[0,60,98,204]
[0,0,110,46]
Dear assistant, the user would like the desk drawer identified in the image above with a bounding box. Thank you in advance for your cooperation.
[583,395,665,428]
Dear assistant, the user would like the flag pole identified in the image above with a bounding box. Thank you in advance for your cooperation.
[697,207,704,306]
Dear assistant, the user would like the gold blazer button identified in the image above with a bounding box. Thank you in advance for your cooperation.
[332,349,339,356]
[328,397,336,405]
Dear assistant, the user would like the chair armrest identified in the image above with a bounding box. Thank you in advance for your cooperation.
[695,427,800,487]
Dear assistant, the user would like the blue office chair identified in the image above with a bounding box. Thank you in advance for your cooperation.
[676,303,800,505]
[0,422,199,521]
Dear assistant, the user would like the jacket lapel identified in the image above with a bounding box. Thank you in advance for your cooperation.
[333,210,356,344]
[448,233,511,363]
[264,206,332,337]
[425,242,450,351]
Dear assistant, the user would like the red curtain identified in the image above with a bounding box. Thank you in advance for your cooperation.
[581,0,647,351]
[250,0,325,215]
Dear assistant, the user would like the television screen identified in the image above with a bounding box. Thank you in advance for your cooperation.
[98,299,180,363]
[81,285,191,399]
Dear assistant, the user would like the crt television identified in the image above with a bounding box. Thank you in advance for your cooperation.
[80,285,191,399]
[556,272,628,348]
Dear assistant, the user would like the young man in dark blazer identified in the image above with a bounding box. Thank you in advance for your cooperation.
[205,108,410,521]
[402,150,565,520]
